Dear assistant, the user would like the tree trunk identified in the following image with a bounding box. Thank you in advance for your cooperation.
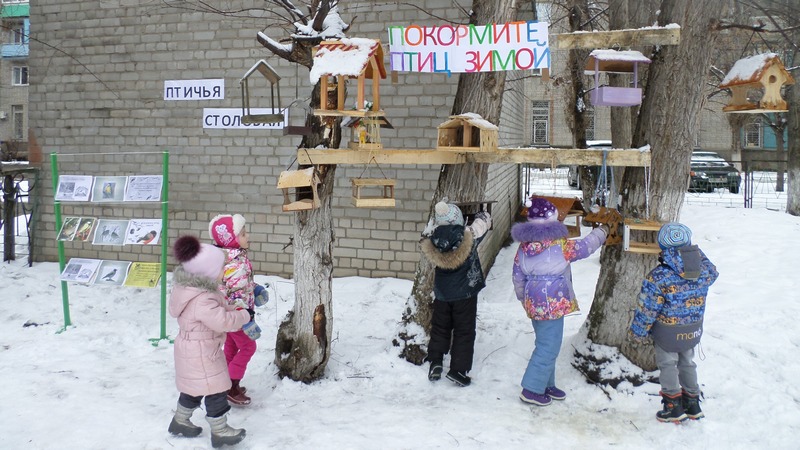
[275,82,342,382]
[582,0,720,372]
[788,83,800,215]
[397,0,520,365]
[607,0,634,207]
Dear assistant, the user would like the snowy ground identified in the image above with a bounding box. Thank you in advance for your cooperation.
[1,174,799,449]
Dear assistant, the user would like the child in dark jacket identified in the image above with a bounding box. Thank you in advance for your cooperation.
[629,222,718,423]
[511,197,608,406]
[421,201,491,387]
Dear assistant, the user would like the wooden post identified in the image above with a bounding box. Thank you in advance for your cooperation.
[320,76,329,111]
[357,72,366,110]
[337,75,346,110]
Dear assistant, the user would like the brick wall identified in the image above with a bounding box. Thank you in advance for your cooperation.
[28,1,526,279]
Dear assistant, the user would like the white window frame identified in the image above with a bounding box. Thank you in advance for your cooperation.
[531,101,550,145]
[12,66,27,86]
[10,22,25,44]
[744,119,762,148]
[12,104,24,140]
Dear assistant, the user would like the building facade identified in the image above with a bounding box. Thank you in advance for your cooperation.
[0,0,28,160]
[28,1,528,279]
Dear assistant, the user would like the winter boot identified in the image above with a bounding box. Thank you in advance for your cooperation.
[167,403,202,438]
[446,369,471,387]
[227,379,251,406]
[519,388,552,406]
[682,390,705,420]
[428,362,443,382]
[545,386,567,401]
[206,414,246,448]
[656,392,688,423]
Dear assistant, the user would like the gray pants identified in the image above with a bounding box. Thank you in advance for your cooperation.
[654,343,699,396]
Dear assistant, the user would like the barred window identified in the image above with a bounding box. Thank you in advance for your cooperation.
[585,107,595,141]
[12,105,24,140]
[531,101,549,145]
[744,119,762,148]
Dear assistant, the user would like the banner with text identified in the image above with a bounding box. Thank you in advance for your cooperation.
[164,79,225,100]
[387,21,549,75]
[202,108,287,129]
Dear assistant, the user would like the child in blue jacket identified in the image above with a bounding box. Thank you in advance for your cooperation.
[629,222,718,423]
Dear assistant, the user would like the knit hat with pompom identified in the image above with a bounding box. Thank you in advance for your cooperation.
[174,235,225,279]
[527,197,559,222]
[433,201,464,227]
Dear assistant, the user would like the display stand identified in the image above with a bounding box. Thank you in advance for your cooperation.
[50,151,170,345]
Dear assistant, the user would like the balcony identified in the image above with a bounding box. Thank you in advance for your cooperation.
[1,43,27,58]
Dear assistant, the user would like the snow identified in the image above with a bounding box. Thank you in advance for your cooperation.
[450,112,498,131]
[720,52,778,87]
[309,37,381,84]
[589,49,651,64]
[1,177,799,449]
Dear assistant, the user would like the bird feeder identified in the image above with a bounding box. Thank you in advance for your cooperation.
[585,49,651,107]
[583,206,622,245]
[455,200,497,229]
[350,178,396,208]
[530,196,586,238]
[436,113,499,153]
[309,38,386,116]
[239,59,285,125]
[276,167,320,212]
[719,53,795,113]
[343,115,393,150]
[622,218,663,254]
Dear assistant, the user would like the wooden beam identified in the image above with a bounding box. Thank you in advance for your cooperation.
[552,27,680,50]
[297,149,465,165]
[297,147,651,166]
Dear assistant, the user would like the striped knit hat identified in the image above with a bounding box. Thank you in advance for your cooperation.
[657,222,692,249]
[433,201,464,227]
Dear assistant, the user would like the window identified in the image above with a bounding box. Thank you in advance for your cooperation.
[12,66,28,86]
[10,22,25,44]
[585,107,595,141]
[744,119,762,148]
[12,105,24,140]
[531,101,549,145]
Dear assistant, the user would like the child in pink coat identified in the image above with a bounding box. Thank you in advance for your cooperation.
[167,235,251,448]
[209,214,267,406]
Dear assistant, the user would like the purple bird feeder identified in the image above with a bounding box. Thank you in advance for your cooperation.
[585,49,651,107]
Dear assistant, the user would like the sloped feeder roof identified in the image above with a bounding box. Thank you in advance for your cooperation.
[309,38,386,84]
[584,49,651,74]
[719,52,795,88]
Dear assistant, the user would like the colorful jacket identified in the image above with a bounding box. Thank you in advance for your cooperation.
[218,248,256,310]
[511,220,606,321]
[420,215,491,302]
[629,245,718,352]
[168,267,250,397]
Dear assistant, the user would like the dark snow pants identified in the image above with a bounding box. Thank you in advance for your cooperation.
[427,295,478,373]
[178,391,230,418]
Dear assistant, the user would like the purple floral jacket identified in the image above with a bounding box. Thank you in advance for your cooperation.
[511,220,606,320]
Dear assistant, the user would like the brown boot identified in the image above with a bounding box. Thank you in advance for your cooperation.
[227,379,251,406]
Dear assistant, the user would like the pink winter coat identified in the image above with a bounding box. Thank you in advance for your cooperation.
[168,266,250,396]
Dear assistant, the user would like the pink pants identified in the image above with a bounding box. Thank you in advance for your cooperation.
[224,329,257,380]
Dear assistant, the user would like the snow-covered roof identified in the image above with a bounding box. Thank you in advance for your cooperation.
[438,113,498,131]
[309,38,385,84]
[719,53,793,87]
[585,49,651,74]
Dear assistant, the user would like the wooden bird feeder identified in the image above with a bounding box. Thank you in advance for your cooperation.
[437,113,499,153]
[309,38,386,116]
[239,59,285,125]
[455,200,497,229]
[531,196,586,238]
[342,115,393,151]
[276,167,320,212]
[719,53,795,113]
[351,178,396,208]
[622,218,663,254]
[585,49,651,107]
[582,206,623,245]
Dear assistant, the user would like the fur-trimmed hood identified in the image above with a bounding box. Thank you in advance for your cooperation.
[173,265,220,291]
[421,229,475,270]
[511,220,569,243]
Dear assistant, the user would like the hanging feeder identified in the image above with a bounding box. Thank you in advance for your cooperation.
[455,200,497,230]
[622,218,663,254]
[276,167,321,212]
[350,178,396,208]
[343,115,393,150]
[585,49,651,107]
[719,53,795,113]
[239,59,285,124]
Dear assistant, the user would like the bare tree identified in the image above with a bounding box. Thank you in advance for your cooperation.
[580,0,721,373]
[397,0,521,364]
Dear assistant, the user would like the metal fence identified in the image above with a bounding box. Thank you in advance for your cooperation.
[1,165,39,265]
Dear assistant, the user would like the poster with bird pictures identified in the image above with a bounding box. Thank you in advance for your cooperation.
[92,219,129,245]
[91,176,127,203]
[92,260,131,286]
[56,217,81,241]
[60,258,102,284]
[54,175,93,202]
[74,217,97,242]
[124,219,162,245]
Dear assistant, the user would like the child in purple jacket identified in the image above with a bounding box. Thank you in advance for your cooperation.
[511,198,608,406]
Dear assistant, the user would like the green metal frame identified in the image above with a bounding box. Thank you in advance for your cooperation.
[51,152,170,344]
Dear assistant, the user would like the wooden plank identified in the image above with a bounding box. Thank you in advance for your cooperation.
[282,198,317,212]
[552,27,680,50]
[626,242,661,254]
[298,149,465,165]
[313,109,387,117]
[624,219,662,231]
[296,147,651,166]
[352,197,396,208]
[351,178,395,186]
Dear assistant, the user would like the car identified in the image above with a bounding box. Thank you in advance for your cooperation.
[689,150,741,194]
[568,140,613,189]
